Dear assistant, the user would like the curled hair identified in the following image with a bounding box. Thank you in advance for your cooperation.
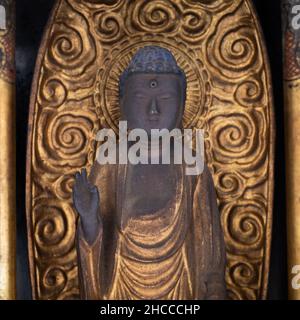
[119,46,187,101]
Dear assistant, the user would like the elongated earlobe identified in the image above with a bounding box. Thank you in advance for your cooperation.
[119,97,126,121]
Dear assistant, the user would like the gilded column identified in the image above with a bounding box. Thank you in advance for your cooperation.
[0,0,15,300]
[283,0,300,300]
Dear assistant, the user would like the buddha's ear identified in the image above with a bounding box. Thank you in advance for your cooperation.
[119,93,124,109]
[119,96,126,120]
[177,76,186,113]
[180,87,186,114]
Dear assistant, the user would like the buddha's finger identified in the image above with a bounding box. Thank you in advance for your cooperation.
[73,176,80,191]
[72,182,79,196]
[92,186,99,198]
[81,168,88,184]
[75,171,81,182]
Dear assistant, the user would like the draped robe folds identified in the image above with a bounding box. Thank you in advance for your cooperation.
[76,161,227,300]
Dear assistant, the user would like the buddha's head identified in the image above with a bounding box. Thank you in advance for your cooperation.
[119,46,187,135]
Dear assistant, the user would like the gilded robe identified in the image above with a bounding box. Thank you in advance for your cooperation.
[76,161,227,300]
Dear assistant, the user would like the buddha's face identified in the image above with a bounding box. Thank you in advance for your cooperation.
[120,73,185,135]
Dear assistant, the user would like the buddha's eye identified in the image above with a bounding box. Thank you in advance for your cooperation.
[159,95,173,100]
[134,93,146,99]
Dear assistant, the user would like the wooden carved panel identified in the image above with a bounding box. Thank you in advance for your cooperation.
[26,0,274,300]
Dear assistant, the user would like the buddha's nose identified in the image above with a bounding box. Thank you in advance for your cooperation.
[149,98,159,115]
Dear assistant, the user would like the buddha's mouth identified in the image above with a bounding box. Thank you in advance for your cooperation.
[148,116,159,122]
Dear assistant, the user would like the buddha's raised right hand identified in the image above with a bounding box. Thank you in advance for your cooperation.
[72,168,102,244]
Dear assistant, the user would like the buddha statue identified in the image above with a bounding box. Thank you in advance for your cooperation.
[72,46,227,300]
